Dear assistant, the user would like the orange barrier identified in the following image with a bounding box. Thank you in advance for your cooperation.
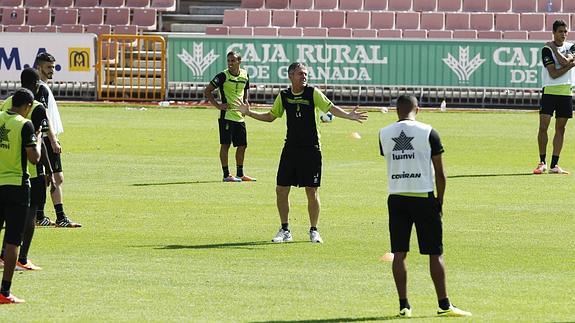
[96,34,166,101]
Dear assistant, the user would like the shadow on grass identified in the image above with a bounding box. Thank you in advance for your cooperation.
[448,173,532,179]
[156,241,307,250]
[132,180,222,186]
[252,315,438,322]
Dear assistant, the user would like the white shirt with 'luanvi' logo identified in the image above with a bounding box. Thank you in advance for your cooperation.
[379,120,434,194]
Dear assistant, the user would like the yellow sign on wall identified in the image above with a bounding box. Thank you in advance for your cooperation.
[68,48,90,71]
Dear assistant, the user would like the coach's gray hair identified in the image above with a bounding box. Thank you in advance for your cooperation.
[288,62,307,75]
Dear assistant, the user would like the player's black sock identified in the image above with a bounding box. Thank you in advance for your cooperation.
[237,165,244,177]
[399,298,410,310]
[540,154,546,164]
[551,155,559,168]
[310,226,317,231]
[222,166,230,178]
[1,280,11,297]
[438,298,451,310]
[36,206,45,221]
[281,223,289,231]
[54,204,65,221]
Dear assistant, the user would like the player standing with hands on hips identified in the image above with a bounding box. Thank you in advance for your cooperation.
[237,62,367,243]
[379,95,471,318]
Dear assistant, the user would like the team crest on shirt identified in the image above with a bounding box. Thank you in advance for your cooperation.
[392,131,414,153]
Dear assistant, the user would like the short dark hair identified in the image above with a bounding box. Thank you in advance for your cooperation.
[20,68,39,89]
[396,95,418,113]
[35,52,55,65]
[553,19,568,32]
[12,88,34,108]
[288,62,307,75]
[227,51,241,59]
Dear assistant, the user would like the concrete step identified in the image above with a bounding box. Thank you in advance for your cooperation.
[188,5,234,15]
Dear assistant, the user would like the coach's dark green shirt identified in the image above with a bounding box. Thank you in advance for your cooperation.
[271,86,332,148]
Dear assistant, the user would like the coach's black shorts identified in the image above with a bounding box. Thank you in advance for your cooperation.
[387,193,443,255]
[218,119,247,147]
[277,146,322,187]
[0,185,30,246]
[30,176,46,206]
[540,93,573,118]
[45,138,63,173]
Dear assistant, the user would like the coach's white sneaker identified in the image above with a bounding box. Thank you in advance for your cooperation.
[309,230,323,243]
[271,228,292,243]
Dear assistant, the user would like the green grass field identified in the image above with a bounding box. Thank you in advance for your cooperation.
[2,104,574,322]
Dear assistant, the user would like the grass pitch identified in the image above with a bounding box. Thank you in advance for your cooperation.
[2,104,574,322]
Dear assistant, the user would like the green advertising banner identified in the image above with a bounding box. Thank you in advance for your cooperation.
[168,36,543,88]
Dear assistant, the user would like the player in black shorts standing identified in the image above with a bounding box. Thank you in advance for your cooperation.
[0,88,42,303]
[379,95,471,318]
[238,62,367,243]
[533,20,575,174]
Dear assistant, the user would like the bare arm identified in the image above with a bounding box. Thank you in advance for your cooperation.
[431,153,446,206]
[329,105,368,123]
[546,62,575,79]
[545,42,573,67]
[237,100,276,122]
[26,132,42,165]
[203,83,227,111]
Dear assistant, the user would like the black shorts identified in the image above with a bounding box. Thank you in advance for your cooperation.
[45,137,63,173]
[387,194,443,255]
[218,119,247,147]
[540,93,573,118]
[30,176,46,206]
[277,146,322,187]
[0,185,30,246]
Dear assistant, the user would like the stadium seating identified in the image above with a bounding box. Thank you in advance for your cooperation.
[247,9,271,27]
[75,0,99,8]
[2,7,25,25]
[79,8,104,25]
[272,9,295,27]
[60,23,84,32]
[53,8,78,25]
[99,0,124,7]
[26,8,50,26]
[105,8,130,26]
[25,0,48,7]
[289,0,312,9]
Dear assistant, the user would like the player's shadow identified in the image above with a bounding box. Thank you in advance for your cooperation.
[131,180,222,186]
[252,315,435,322]
[157,241,307,250]
[448,173,532,178]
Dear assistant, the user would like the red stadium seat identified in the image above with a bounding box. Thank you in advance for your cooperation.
[289,0,312,9]
[253,26,277,35]
[278,26,302,36]
[303,27,327,37]
[60,23,84,32]
[503,30,528,39]
[495,13,519,30]
[229,26,252,35]
[314,0,337,9]
[50,0,74,7]
[545,13,569,30]
[99,0,124,7]
[53,8,78,25]
[75,0,98,7]
[437,0,461,11]
[125,0,149,8]
[265,0,288,9]
[520,13,545,31]
[378,29,402,38]
[420,12,444,30]
[32,25,56,32]
[321,10,345,28]
[477,30,502,39]
[463,0,486,11]
[353,29,377,37]
[413,0,436,12]
[223,9,246,27]
[364,0,387,10]
[5,24,30,31]
[339,0,362,10]
[0,0,23,6]
[388,0,411,11]
[2,8,25,25]
[328,28,352,37]
[106,8,130,26]
[512,0,537,12]
[346,11,370,29]
[27,8,50,26]
[428,29,452,38]
[371,11,394,29]
[247,9,271,27]
[86,23,111,35]
[563,0,575,12]
[445,12,470,30]
[539,0,561,11]
[487,0,511,12]
[403,29,427,38]
[528,30,551,40]
[296,10,320,27]
[113,24,138,34]
[395,12,419,29]
[240,0,263,8]
[453,29,477,38]
[150,0,175,11]
[79,8,104,25]
[205,25,228,35]
[131,8,156,30]
[272,9,295,27]
[25,0,48,7]
[470,12,493,31]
